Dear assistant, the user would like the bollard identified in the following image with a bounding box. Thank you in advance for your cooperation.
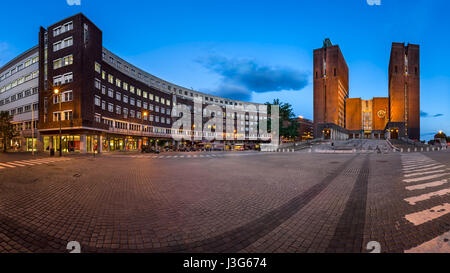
[401,148,403,153]
[421,147,423,152]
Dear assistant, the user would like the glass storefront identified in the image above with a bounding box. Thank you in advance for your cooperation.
[26,138,37,152]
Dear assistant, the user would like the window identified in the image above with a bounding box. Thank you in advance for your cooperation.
[95,79,101,89]
[161,98,165,105]
[116,92,121,101]
[155,106,160,113]
[143,91,148,99]
[108,103,114,112]
[101,100,106,110]
[149,94,154,101]
[130,97,135,106]
[123,108,128,117]
[130,86,135,94]
[130,110,135,118]
[95,62,101,73]
[63,55,73,66]
[64,111,73,121]
[149,104,154,111]
[102,71,106,80]
[137,89,142,96]
[53,59,62,69]
[155,96,160,103]
[101,85,106,95]
[108,74,114,84]
[53,73,72,86]
[53,37,73,52]
[137,100,142,108]
[94,95,101,106]
[95,114,101,123]
[143,102,148,109]
[108,88,114,98]
[62,90,73,102]
[123,95,129,104]
[161,108,165,114]
[116,78,121,87]
[166,100,171,106]
[53,21,73,37]
[116,105,121,115]
[123,82,128,91]
[137,112,141,119]
[53,112,61,121]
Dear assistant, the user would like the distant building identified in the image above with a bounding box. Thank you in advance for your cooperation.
[297,117,313,141]
[313,39,420,140]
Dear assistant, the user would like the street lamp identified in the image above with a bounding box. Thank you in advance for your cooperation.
[53,88,62,157]
[142,111,148,149]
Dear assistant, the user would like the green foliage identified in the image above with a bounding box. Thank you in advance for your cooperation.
[264,99,299,139]
[0,111,18,152]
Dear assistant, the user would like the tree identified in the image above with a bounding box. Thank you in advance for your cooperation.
[0,111,17,152]
[265,99,299,140]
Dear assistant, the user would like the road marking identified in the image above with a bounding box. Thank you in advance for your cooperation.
[404,165,446,174]
[406,179,448,191]
[403,163,440,171]
[0,163,16,168]
[404,169,445,178]
[404,203,450,226]
[6,162,27,167]
[405,231,450,253]
[404,189,450,205]
[403,173,450,183]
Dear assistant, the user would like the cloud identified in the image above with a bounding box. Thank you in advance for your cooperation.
[421,111,444,118]
[66,0,81,6]
[197,55,309,101]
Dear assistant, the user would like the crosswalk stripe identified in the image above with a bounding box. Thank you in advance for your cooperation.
[405,231,450,253]
[403,163,440,171]
[404,203,450,226]
[403,173,450,183]
[406,179,448,191]
[6,162,27,167]
[404,169,445,178]
[403,160,436,165]
[404,165,446,174]
[404,189,450,205]
[12,161,35,166]
[0,163,16,168]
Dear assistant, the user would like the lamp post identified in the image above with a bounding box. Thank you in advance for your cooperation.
[142,111,148,150]
[53,88,62,157]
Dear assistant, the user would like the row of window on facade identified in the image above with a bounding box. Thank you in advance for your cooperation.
[101,52,250,108]
[13,120,38,131]
[8,103,39,117]
[98,115,172,134]
[94,96,172,125]
[53,36,73,52]
[53,21,73,37]
[0,87,38,107]
[0,55,39,84]
[96,67,172,107]
[52,110,73,122]
[0,70,39,93]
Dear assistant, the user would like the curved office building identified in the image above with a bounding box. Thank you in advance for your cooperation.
[0,13,269,153]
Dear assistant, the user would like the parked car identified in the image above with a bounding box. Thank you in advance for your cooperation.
[141,145,160,154]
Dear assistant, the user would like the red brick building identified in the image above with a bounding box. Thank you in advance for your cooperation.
[313,39,420,140]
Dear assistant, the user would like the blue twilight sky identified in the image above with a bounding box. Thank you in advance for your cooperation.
[0,0,449,140]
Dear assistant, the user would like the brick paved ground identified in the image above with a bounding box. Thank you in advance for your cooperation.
[0,150,449,253]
